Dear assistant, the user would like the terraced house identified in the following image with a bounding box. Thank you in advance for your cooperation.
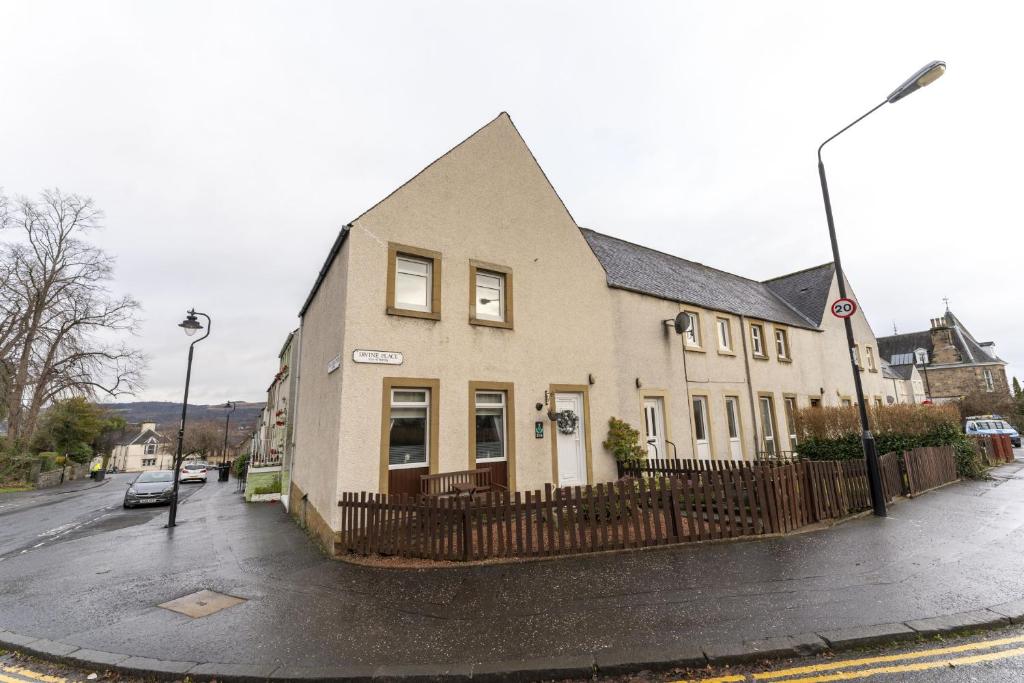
[289,113,890,548]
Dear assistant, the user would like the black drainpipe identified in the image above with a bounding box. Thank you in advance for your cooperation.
[739,315,760,458]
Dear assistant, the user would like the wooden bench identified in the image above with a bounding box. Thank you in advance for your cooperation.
[420,468,506,498]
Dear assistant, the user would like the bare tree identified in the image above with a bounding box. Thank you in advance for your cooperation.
[181,421,223,460]
[0,189,145,449]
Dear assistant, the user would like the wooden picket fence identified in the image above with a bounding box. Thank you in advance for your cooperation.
[972,435,1015,466]
[338,446,958,561]
[903,445,958,496]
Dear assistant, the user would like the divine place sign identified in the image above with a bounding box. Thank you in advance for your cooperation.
[352,349,404,365]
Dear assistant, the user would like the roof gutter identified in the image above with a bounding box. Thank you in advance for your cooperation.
[299,225,352,318]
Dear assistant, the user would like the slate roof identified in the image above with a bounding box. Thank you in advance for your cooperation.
[763,263,836,327]
[580,228,826,329]
[877,311,1005,366]
[888,364,917,380]
[877,331,932,365]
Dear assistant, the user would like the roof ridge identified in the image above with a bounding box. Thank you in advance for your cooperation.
[762,262,835,283]
[578,227,777,290]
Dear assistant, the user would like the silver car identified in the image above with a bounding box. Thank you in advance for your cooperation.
[123,470,175,508]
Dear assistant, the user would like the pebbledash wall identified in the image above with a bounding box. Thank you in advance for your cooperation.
[289,113,890,550]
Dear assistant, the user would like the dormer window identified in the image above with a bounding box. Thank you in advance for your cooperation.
[914,348,929,365]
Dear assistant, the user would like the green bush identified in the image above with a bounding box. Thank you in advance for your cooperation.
[38,452,59,472]
[795,404,986,479]
[602,417,646,468]
[233,452,250,477]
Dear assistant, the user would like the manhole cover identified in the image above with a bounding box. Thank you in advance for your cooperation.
[158,590,246,618]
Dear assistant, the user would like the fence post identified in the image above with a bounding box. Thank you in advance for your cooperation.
[460,497,471,562]
[667,477,681,541]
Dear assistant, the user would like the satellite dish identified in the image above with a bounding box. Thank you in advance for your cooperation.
[886,396,896,405]
[673,312,691,335]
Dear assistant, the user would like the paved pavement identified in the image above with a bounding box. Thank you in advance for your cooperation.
[1,457,1023,680]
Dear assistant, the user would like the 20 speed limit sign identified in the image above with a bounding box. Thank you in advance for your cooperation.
[831,298,857,318]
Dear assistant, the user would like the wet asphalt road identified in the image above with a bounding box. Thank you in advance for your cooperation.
[669,624,1024,682]
[0,474,203,562]
[0,458,1023,676]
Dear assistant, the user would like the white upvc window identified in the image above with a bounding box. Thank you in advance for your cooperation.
[759,396,777,455]
[474,391,507,462]
[775,328,790,360]
[783,397,798,447]
[394,256,432,312]
[684,312,701,348]
[865,345,876,371]
[144,442,156,455]
[388,388,430,469]
[984,368,995,392]
[751,324,766,357]
[475,271,505,322]
[717,317,732,352]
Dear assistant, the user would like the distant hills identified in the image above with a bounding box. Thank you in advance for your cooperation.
[99,401,265,436]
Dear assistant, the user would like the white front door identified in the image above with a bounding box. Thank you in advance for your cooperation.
[725,397,743,461]
[643,397,667,459]
[692,396,712,460]
[555,392,587,486]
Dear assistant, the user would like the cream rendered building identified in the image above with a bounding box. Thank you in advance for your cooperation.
[289,113,889,548]
[111,422,172,472]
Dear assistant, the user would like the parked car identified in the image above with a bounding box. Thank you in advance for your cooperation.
[124,470,175,508]
[179,462,209,483]
[965,415,1021,448]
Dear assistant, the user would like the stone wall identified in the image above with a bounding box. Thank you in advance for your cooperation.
[925,365,1009,399]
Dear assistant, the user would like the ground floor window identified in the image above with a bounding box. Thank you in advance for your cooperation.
[759,396,778,455]
[142,458,156,467]
[474,390,506,462]
[783,397,798,448]
[388,388,430,469]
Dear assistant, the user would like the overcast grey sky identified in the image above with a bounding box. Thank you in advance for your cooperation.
[1,1,1020,404]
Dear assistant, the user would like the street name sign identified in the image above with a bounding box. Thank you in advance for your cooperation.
[353,349,404,365]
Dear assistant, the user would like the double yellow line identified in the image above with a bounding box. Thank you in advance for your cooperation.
[688,633,1024,682]
[0,664,67,683]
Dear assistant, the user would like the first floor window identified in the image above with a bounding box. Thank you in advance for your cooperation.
[684,312,701,348]
[144,442,156,455]
[717,318,732,352]
[474,391,507,462]
[783,397,798,448]
[984,368,995,392]
[751,324,765,357]
[474,271,505,322]
[775,328,790,360]
[389,388,430,469]
[865,345,876,371]
[759,396,777,455]
[395,255,432,312]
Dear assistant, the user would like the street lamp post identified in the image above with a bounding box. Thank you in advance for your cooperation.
[817,60,945,518]
[167,309,211,528]
[221,401,236,467]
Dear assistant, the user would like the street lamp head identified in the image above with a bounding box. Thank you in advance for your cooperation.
[886,60,946,104]
[178,310,203,337]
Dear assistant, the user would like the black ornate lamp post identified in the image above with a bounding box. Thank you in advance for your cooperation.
[221,401,236,467]
[817,61,945,518]
[167,309,211,528]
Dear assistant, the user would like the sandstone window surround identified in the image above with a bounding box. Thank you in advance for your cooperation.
[386,243,442,320]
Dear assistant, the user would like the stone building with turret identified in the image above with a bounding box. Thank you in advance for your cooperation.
[877,311,1009,402]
